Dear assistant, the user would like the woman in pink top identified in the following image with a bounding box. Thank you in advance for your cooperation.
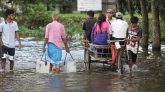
[91,13,110,45]
[43,13,70,74]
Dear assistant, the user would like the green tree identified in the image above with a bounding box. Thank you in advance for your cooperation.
[140,0,149,52]
[159,0,165,23]
[127,0,133,17]
[151,0,161,51]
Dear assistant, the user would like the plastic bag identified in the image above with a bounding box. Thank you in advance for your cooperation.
[36,54,50,73]
[63,53,76,73]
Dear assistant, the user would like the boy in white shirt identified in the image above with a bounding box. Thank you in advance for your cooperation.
[0,9,22,75]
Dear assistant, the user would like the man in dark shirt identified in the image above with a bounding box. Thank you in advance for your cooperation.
[83,10,96,42]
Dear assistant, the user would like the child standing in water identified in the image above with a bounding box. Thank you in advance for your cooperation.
[126,16,142,73]
[0,9,22,76]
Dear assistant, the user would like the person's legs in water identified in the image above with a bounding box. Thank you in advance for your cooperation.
[55,65,60,74]
[127,50,133,72]
[9,56,15,76]
[128,53,137,72]
[9,60,14,72]
[1,58,6,73]
[9,60,14,77]
[128,59,133,72]
[49,63,53,73]
[8,48,15,71]
[1,57,7,78]
[132,53,138,71]
[1,45,8,73]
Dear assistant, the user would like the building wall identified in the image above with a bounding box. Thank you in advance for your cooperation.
[73,0,116,12]
[102,0,116,13]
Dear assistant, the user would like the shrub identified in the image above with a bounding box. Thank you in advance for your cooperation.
[18,12,165,42]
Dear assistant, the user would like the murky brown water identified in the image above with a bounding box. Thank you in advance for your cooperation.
[0,39,165,92]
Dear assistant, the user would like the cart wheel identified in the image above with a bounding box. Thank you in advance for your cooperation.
[84,48,91,70]
[117,48,128,74]
[117,49,124,74]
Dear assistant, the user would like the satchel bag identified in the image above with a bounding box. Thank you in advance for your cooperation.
[63,53,77,73]
[36,53,50,73]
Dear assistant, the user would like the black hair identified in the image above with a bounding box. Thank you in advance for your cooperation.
[87,10,94,17]
[97,13,106,29]
[130,16,139,24]
[5,9,15,17]
[116,17,123,20]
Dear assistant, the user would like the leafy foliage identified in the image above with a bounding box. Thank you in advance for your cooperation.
[19,13,87,40]
[158,0,165,8]
[19,3,51,29]
[60,14,86,39]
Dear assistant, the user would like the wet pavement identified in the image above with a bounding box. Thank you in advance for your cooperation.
[0,38,165,92]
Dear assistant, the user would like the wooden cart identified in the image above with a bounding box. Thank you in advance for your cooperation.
[83,40,128,74]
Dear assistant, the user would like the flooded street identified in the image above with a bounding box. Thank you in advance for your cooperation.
[0,39,165,92]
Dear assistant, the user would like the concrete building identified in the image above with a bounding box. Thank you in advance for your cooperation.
[102,0,116,12]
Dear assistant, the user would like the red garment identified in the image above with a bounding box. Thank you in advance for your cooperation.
[110,44,116,65]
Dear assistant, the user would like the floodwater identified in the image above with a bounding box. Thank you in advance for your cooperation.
[0,38,165,92]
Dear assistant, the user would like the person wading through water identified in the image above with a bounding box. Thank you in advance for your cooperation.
[43,12,70,74]
[0,9,22,77]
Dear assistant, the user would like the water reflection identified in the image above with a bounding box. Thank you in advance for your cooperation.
[48,75,62,92]
[46,72,142,92]
[0,67,165,92]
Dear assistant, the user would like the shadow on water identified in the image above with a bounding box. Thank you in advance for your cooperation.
[0,40,165,92]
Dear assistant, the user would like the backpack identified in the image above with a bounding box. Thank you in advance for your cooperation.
[91,23,108,45]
